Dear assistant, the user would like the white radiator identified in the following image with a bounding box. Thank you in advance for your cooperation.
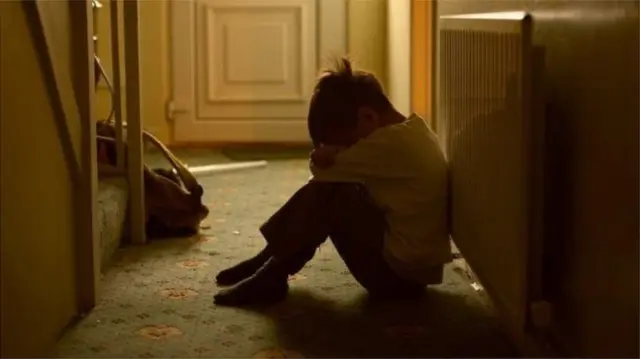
[438,11,545,331]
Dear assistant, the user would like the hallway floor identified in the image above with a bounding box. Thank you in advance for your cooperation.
[57,155,517,358]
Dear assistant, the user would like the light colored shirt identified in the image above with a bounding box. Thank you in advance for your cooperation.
[310,114,451,284]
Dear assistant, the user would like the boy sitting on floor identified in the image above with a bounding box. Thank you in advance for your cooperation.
[213,58,451,306]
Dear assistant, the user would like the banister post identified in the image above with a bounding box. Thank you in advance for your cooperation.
[123,0,146,245]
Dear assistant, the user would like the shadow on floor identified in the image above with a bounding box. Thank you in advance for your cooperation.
[238,288,517,358]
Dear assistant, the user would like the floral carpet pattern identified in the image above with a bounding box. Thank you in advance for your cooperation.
[57,159,516,358]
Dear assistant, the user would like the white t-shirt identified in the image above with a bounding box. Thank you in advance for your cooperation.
[310,114,451,284]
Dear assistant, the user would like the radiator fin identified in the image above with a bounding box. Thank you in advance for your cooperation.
[439,23,532,330]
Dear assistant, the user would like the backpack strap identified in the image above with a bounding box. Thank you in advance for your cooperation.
[141,130,200,194]
[114,120,200,194]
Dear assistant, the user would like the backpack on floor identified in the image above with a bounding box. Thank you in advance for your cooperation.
[96,120,210,239]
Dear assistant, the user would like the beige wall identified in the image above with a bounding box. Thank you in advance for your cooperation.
[95,0,127,125]
[95,0,388,145]
[0,1,80,357]
[438,1,639,357]
[348,0,388,87]
[95,0,166,140]
[137,0,171,142]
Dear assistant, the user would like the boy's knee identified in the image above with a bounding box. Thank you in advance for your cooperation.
[303,181,379,218]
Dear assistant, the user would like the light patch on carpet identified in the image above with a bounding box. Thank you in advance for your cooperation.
[158,287,199,299]
[176,259,209,268]
[137,325,182,340]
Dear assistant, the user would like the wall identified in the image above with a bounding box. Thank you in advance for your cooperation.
[0,1,80,357]
[348,0,388,88]
[387,0,412,115]
[137,0,171,142]
[95,0,388,145]
[438,1,639,357]
[95,0,165,140]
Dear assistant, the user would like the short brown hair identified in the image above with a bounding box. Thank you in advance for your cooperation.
[307,58,392,146]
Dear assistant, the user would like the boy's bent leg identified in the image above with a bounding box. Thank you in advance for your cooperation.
[214,182,335,306]
[326,184,424,298]
[214,182,422,307]
[213,250,316,307]
[215,182,334,286]
[216,246,271,286]
[259,181,337,259]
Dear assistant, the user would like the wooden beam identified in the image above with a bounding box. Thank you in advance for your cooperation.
[123,0,146,245]
[110,0,125,170]
[69,0,100,313]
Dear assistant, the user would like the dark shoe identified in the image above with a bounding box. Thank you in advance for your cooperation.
[216,249,271,286]
[213,258,289,307]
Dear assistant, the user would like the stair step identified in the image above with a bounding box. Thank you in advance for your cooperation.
[97,177,128,271]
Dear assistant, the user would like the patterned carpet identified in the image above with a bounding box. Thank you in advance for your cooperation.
[57,158,516,358]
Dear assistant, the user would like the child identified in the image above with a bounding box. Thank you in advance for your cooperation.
[213,58,451,306]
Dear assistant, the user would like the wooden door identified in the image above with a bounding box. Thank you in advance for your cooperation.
[170,0,347,144]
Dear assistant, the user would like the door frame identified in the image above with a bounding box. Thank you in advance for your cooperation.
[408,0,435,127]
[170,0,348,145]
[389,0,437,128]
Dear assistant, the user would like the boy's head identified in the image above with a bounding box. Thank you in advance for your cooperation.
[307,58,396,147]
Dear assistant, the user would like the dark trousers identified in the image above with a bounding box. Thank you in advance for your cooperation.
[260,181,422,295]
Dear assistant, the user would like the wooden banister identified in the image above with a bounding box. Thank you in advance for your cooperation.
[123,0,146,245]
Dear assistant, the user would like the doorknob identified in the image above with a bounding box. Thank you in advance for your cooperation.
[167,100,189,121]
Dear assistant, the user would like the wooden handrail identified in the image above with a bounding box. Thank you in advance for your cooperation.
[109,0,126,171]
[69,0,101,313]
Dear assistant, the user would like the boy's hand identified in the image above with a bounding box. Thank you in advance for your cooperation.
[310,145,342,168]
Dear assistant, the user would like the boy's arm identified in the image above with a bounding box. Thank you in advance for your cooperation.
[310,145,343,168]
[311,131,408,182]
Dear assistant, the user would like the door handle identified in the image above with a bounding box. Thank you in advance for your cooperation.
[167,100,189,121]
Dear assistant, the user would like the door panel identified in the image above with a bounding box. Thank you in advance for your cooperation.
[172,0,346,144]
